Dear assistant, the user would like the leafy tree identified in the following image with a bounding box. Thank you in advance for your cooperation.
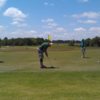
[68,40,75,46]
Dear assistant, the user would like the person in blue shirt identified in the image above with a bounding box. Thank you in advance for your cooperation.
[38,42,53,68]
[80,39,86,58]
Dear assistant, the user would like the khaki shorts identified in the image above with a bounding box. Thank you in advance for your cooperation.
[81,47,86,53]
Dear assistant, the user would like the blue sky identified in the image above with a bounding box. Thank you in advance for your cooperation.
[0,0,100,40]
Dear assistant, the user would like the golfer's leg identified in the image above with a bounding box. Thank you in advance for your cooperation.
[40,58,43,68]
[83,48,86,58]
[38,49,43,68]
[81,48,84,58]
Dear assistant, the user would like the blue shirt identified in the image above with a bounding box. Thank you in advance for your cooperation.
[80,40,86,48]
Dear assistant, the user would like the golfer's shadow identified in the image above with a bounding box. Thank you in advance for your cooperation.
[46,66,57,69]
[84,57,90,59]
[0,61,4,63]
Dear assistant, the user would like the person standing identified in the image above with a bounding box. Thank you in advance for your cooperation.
[38,42,53,68]
[80,39,86,58]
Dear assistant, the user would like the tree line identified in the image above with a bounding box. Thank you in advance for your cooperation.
[0,36,100,47]
[0,37,48,46]
[53,36,100,47]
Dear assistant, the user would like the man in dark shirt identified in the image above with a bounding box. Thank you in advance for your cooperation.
[38,42,53,68]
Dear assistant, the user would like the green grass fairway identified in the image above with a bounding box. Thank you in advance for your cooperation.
[0,45,100,100]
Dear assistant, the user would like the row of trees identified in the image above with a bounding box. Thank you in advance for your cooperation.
[0,37,48,46]
[53,37,100,47]
[0,36,100,47]
[85,37,100,47]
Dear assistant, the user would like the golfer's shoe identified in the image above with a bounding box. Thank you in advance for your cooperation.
[41,65,47,69]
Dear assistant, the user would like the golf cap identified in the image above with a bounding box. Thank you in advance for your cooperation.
[49,42,53,45]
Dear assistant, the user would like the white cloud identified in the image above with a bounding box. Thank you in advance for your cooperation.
[30,30,37,34]
[42,18,67,33]
[73,27,100,40]
[3,7,27,27]
[0,25,5,32]
[73,27,88,40]
[6,29,38,38]
[4,7,27,21]
[44,2,49,6]
[78,0,89,3]
[11,21,27,28]
[0,0,7,7]
[74,27,100,34]
[54,27,66,33]
[42,18,58,28]
[42,18,54,23]
[89,27,100,33]
[47,23,57,28]
[74,27,87,33]
[78,20,97,24]
[0,25,6,38]
[44,2,54,6]
[41,18,68,40]
[72,12,100,19]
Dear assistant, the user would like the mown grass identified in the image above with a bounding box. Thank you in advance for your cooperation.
[0,45,100,100]
[0,72,100,100]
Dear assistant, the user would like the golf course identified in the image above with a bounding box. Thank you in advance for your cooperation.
[0,44,100,100]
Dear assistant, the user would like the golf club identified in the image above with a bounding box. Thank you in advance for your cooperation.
[47,57,55,68]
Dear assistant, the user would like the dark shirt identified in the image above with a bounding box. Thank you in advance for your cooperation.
[39,43,49,52]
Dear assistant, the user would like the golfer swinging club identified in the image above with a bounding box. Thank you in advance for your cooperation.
[38,42,53,68]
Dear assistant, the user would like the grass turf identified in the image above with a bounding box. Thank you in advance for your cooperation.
[0,72,100,100]
[0,45,100,100]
